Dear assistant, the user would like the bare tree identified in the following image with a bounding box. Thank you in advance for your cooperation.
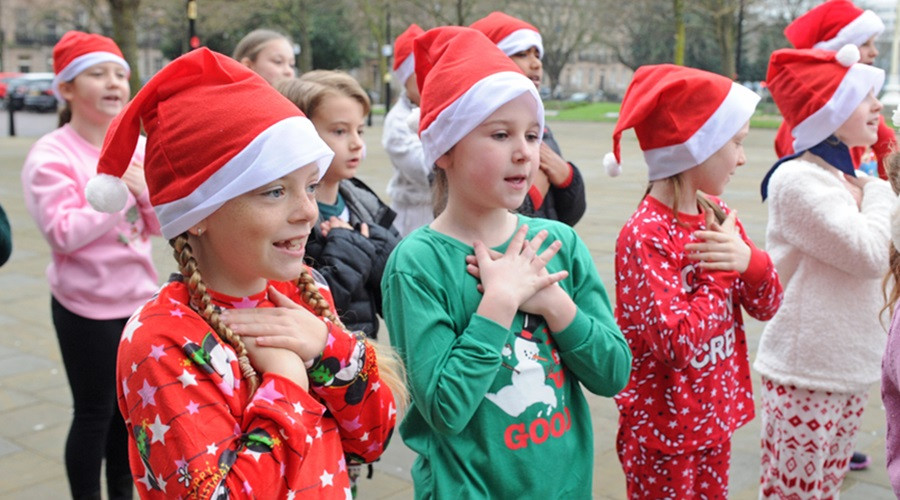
[107,0,141,94]
[674,0,685,65]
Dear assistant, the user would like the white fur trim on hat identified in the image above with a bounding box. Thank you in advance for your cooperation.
[892,107,900,128]
[420,71,543,168]
[792,63,884,153]
[642,82,760,181]
[53,52,130,101]
[406,106,421,133]
[497,29,544,58]
[154,116,334,239]
[603,152,621,177]
[814,9,885,52]
[85,173,129,213]
[393,55,416,87]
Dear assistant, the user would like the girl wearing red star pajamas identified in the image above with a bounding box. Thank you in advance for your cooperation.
[757,46,891,499]
[605,65,783,499]
[88,48,405,499]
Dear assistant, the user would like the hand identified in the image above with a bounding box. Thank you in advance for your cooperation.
[539,143,571,186]
[121,161,147,197]
[321,217,369,238]
[466,229,574,329]
[221,286,329,363]
[242,340,309,390]
[684,210,751,273]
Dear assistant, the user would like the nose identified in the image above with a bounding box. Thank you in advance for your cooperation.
[736,147,746,167]
[350,131,364,151]
[291,190,318,224]
[283,65,294,78]
[531,54,542,70]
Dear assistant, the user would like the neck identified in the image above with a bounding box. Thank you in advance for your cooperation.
[431,197,519,247]
[317,179,341,205]
[648,178,699,215]
[67,113,112,149]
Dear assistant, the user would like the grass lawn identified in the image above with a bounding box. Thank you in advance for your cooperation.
[544,101,784,130]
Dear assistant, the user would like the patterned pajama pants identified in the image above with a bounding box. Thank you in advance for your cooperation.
[616,425,732,499]
[759,377,868,499]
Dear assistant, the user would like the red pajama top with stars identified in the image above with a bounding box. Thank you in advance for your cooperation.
[613,196,782,454]
[116,270,396,499]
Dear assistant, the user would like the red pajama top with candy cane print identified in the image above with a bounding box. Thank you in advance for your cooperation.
[116,269,396,499]
[613,196,782,454]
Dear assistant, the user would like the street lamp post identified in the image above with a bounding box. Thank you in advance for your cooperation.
[187,0,199,52]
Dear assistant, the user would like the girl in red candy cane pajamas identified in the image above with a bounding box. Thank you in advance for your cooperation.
[88,48,406,499]
[605,65,783,498]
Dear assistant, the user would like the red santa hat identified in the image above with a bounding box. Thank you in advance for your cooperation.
[415,26,543,168]
[603,64,759,180]
[52,31,130,101]
[766,45,884,153]
[785,0,884,51]
[393,23,425,87]
[470,12,543,58]
[86,48,334,240]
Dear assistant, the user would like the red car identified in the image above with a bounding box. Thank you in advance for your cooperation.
[0,71,24,100]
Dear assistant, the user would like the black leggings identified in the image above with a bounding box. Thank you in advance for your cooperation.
[52,297,133,500]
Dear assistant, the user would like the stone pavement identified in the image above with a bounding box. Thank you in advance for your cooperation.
[0,111,894,499]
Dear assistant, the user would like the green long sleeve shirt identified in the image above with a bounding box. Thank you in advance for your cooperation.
[382,215,631,499]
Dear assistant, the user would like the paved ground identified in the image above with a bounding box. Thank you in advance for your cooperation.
[0,109,894,499]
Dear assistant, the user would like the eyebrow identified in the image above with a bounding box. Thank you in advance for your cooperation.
[479,118,540,129]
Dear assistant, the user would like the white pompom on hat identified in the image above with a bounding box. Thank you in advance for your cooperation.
[86,48,334,240]
[604,64,760,180]
[414,26,543,168]
[765,45,884,153]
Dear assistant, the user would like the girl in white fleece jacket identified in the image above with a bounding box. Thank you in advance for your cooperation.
[757,45,893,499]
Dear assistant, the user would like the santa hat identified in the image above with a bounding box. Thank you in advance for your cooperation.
[785,0,884,51]
[766,45,884,153]
[470,12,543,58]
[52,31,130,101]
[86,48,334,240]
[415,26,543,168]
[393,24,425,87]
[603,64,759,180]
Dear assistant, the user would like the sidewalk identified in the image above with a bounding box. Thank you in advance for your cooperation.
[0,116,893,499]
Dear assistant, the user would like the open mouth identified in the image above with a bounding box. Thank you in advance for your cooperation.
[505,175,528,189]
[274,237,306,251]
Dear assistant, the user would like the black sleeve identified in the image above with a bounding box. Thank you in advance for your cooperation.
[363,223,401,316]
[307,228,377,313]
[549,163,586,227]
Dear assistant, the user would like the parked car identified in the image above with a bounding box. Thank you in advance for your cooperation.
[23,78,58,112]
[0,72,24,109]
[568,91,591,103]
[5,72,53,111]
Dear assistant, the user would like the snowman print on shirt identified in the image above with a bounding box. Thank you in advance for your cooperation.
[485,314,558,417]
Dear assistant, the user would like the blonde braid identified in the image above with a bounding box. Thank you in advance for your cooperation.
[171,234,260,395]
[297,268,409,412]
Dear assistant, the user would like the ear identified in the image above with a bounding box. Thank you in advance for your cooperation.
[240,57,254,69]
[188,225,205,237]
[434,148,453,170]
[58,80,76,102]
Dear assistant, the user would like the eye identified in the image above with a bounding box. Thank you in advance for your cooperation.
[262,186,286,198]
[306,182,319,196]
[357,127,365,137]
[491,131,509,140]
[334,128,346,136]
[527,131,541,142]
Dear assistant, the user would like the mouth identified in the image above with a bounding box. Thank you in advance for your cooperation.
[273,236,307,253]
[102,95,122,104]
[504,175,528,189]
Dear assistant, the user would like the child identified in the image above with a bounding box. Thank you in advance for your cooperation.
[882,152,900,496]
[471,11,586,226]
[20,31,158,500]
[232,28,295,86]
[774,0,895,180]
[276,71,400,340]
[381,26,632,498]
[383,23,432,237]
[607,64,783,498]
[88,48,404,498]
[757,45,892,498]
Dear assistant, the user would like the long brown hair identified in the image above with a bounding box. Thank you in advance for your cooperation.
[644,173,726,225]
[881,152,900,323]
[169,233,408,410]
[232,29,291,63]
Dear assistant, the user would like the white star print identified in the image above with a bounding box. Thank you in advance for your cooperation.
[320,470,334,487]
[177,369,197,388]
[206,443,217,455]
[149,414,170,444]
[122,316,142,342]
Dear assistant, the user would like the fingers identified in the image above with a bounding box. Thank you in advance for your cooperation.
[359,222,370,238]
[267,286,302,309]
[505,224,530,257]
[533,238,562,266]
